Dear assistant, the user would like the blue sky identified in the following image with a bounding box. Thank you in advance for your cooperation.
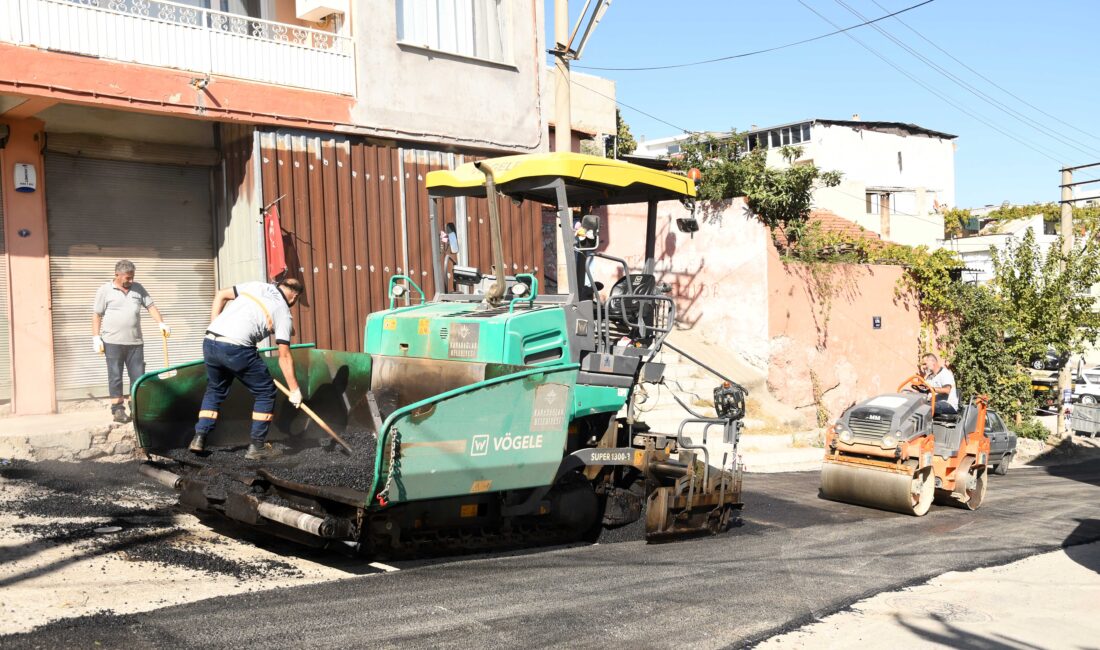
[546,0,1100,208]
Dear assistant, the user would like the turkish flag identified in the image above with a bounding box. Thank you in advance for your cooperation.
[264,204,288,281]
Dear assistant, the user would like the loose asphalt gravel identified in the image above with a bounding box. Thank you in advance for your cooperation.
[1,456,1098,649]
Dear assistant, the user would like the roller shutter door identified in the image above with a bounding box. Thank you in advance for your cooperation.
[0,185,10,401]
[46,154,215,399]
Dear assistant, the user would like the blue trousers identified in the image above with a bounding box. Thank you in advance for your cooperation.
[195,338,277,443]
[104,343,145,399]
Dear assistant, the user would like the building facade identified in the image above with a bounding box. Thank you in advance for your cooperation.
[0,0,565,413]
[634,118,957,248]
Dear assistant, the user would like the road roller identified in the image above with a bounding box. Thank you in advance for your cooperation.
[820,375,991,516]
[132,152,747,557]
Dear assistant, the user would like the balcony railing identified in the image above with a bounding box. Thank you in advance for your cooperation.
[1,0,355,95]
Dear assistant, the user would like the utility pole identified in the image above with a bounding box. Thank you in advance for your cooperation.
[1057,167,1073,437]
[552,0,571,290]
[549,0,611,292]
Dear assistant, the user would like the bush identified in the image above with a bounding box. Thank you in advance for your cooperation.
[1011,416,1050,441]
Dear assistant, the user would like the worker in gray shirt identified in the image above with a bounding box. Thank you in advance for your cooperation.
[189,278,304,460]
[93,260,170,423]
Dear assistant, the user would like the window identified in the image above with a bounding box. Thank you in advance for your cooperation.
[667,144,681,154]
[801,123,811,141]
[397,0,511,64]
[769,130,781,147]
[176,0,262,17]
[866,192,880,214]
[781,128,791,145]
[898,151,903,173]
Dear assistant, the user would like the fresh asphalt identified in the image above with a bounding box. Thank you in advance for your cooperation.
[4,459,1100,649]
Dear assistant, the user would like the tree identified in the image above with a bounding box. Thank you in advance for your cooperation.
[945,283,1033,421]
[606,109,636,158]
[669,132,841,247]
[991,229,1100,366]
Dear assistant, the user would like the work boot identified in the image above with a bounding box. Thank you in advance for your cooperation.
[244,442,282,461]
[111,405,129,424]
[188,433,206,453]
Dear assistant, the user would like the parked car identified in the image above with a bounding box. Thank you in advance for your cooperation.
[1030,346,1069,371]
[1073,367,1100,405]
[984,410,1018,475]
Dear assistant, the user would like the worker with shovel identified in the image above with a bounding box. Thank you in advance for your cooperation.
[92,260,171,423]
[189,278,304,460]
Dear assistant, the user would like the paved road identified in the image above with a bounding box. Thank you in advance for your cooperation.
[5,460,1100,649]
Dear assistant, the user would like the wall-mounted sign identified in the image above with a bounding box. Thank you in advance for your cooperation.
[14,163,36,193]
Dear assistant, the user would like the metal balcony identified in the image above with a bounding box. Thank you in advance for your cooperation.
[0,0,355,95]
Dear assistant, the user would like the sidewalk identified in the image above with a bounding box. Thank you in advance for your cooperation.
[757,541,1100,649]
[0,407,134,462]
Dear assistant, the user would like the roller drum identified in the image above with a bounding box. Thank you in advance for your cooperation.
[820,461,933,516]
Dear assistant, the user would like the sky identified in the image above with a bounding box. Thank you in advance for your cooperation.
[545,0,1100,208]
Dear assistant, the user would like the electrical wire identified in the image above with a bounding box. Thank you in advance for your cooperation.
[868,0,1100,148]
[569,77,698,134]
[832,0,1100,161]
[573,0,937,72]
[796,1,1069,166]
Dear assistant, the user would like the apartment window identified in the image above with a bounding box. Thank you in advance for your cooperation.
[801,123,811,141]
[667,144,681,154]
[866,192,891,214]
[397,0,511,64]
[769,130,781,147]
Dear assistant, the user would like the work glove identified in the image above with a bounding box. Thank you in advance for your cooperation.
[159,323,172,337]
[288,388,303,408]
[93,336,104,354]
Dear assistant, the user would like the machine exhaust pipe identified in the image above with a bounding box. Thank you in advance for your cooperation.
[475,161,507,306]
[257,501,342,538]
[138,463,182,491]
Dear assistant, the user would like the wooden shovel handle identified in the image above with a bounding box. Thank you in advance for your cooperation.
[272,379,353,453]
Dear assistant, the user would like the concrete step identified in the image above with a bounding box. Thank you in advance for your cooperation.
[739,448,824,474]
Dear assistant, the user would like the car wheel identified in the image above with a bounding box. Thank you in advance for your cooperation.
[1031,359,1045,370]
[994,453,1011,476]
[1082,395,1098,406]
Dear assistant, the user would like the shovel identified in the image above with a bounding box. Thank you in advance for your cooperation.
[158,329,177,379]
[272,379,353,454]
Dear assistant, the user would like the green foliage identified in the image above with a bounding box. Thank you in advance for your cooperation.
[945,283,1034,418]
[990,228,1100,363]
[942,207,971,238]
[669,132,841,246]
[1011,416,1051,441]
[605,109,637,158]
[983,201,1100,235]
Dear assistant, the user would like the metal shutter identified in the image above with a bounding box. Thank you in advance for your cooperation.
[0,184,10,400]
[46,154,215,400]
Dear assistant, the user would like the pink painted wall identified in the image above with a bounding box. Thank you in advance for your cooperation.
[602,199,771,365]
[0,118,56,414]
[767,244,922,423]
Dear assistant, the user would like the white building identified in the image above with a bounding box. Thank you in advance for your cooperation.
[945,214,1055,284]
[635,117,957,248]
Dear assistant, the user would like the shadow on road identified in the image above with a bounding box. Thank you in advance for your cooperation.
[896,613,1046,650]
[1063,518,1100,575]
[0,529,183,589]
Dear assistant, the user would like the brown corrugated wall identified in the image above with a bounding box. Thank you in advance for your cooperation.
[258,131,544,352]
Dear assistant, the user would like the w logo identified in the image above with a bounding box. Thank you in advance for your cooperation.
[471,434,489,457]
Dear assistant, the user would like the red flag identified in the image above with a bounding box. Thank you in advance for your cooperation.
[264,204,287,280]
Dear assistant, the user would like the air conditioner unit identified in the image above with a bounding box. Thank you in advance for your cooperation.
[296,0,348,22]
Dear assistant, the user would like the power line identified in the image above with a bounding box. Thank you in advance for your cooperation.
[796,1,1068,166]
[569,77,697,134]
[832,0,1100,162]
[868,0,1100,148]
[573,0,937,72]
